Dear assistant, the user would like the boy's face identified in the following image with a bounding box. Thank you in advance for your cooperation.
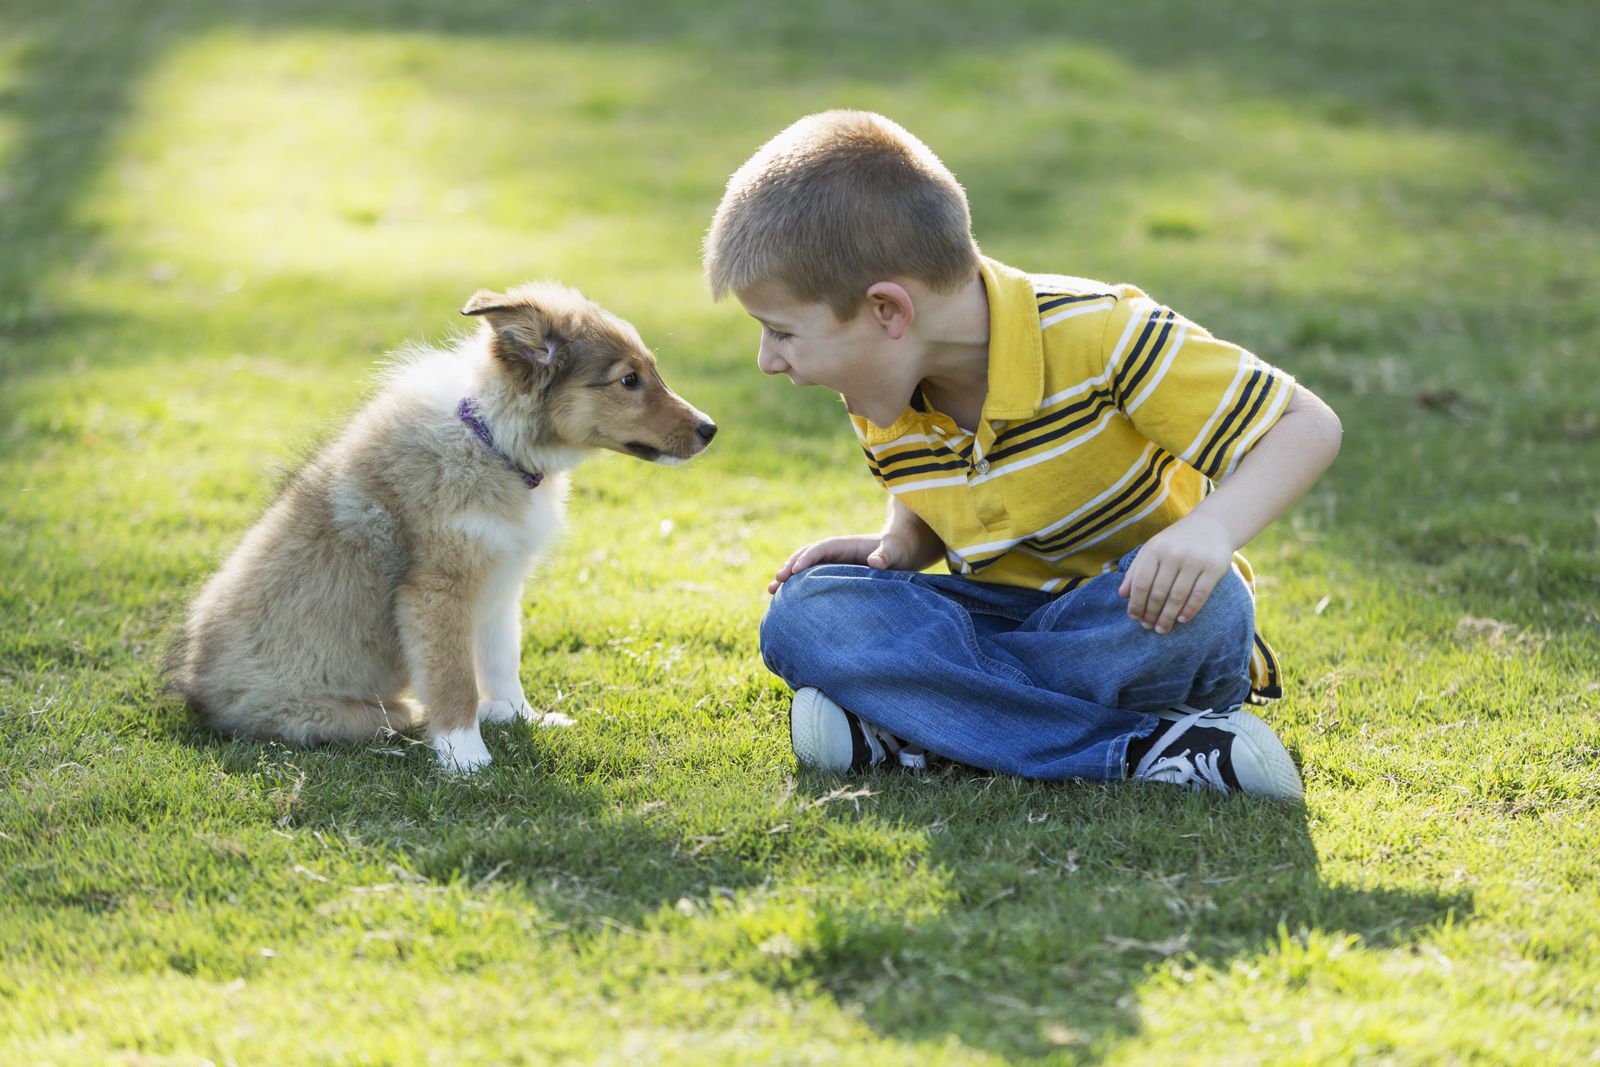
[735,281,915,429]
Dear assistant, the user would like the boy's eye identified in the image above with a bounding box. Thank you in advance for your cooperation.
[764,326,791,342]
[620,372,641,388]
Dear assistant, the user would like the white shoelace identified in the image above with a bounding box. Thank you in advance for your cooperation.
[861,721,929,769]
[1131,708,1231,795]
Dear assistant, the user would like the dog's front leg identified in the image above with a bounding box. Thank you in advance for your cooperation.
[398,555,492,773]
[475,573,533,725]
[475,567,575,729]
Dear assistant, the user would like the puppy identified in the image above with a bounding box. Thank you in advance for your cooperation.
[168,282,716,772]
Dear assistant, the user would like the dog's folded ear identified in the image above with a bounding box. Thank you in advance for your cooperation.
[461,289,512,317]
[462,289,564,369]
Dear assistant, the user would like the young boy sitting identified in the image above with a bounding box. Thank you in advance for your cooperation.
[703,111,1342,799]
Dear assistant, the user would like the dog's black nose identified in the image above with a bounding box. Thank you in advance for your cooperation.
[696,421,718,443]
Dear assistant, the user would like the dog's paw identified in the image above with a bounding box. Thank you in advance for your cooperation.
[477,698,574,729]
[432,726,492,774]
[476,698,526,725]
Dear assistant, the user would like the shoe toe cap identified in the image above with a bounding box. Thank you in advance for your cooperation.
[790,688,856,773]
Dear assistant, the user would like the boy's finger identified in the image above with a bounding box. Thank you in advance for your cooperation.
[1142,562,1179,627]
[1176,574,1217,624]
[1123,559,1154,620]
[1153,569,1196,633]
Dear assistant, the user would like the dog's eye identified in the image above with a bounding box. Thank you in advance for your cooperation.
[620,372,641,389]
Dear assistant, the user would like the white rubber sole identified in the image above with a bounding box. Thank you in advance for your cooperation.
[789,687,856,773]
[1214,709,1304,800]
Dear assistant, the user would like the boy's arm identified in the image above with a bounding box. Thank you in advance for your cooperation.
[767,496,946,594]
[876,496,947,571]
[1119,385,1342,633]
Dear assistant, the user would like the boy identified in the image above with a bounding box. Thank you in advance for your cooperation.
[703,111,1341,799]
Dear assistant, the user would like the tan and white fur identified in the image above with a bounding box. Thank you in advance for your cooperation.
[168,282,716,772]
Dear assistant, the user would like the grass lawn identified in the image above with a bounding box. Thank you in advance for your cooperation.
[3,0,1598,1062]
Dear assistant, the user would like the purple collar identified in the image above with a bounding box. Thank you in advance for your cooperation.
[457,397,544,489]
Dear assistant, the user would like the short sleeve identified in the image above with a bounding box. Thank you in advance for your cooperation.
[1101,295,1295,481]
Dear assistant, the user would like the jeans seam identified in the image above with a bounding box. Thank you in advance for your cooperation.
[948,600,1035,688]
[874,570,1036,688]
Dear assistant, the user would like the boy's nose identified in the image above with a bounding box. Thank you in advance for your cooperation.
[756,343,787,377]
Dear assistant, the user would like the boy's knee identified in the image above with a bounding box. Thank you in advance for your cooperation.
[761,565,863,656]
[769,564,873,612]
[1170,565,1255,658]
[1201,565,1255,625]
[760,564,879,683]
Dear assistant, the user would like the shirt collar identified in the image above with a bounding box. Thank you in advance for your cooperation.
[850,255,1043,444]
[977,255,1045,421]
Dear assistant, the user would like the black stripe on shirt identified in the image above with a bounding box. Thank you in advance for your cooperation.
[987,388,1118,462]
[872,439,972,473]
[1201,372,1273,478]
[1252,633,1283,699]
[1116,311,1177,404]
[1037,293,1115,314]
[1028,450,1177,554]
[987,396,1119,465]
[880,458,969,481]
[968,450,1175,572]
[1194,368,1266,476]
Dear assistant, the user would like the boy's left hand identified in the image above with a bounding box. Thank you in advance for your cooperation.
[1117,514,1235,634]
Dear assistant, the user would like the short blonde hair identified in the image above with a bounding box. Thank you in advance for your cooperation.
[704,110,981,320]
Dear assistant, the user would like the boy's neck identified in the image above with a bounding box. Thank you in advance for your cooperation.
[912,271,991,431]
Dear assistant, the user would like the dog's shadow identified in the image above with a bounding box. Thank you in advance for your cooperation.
[200,716,778,920]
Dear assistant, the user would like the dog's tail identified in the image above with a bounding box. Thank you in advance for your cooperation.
[205,695,425,747]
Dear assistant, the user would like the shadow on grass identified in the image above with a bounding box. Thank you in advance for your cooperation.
[760,769,1469,1061]
[180,705,1470,1060]
[193,716,779,920]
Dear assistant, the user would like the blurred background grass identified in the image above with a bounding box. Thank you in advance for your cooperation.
[2,1,1598,1063]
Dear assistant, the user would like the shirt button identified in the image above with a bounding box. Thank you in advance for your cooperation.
[974,458,991,475]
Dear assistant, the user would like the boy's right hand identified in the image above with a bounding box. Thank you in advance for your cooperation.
[768,534,915,594]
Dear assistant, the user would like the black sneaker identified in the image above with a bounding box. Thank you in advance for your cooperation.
[789,687,928,772]
[1127,706,1303,800]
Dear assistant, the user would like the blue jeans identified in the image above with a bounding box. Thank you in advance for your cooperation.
[758,548,1257,780]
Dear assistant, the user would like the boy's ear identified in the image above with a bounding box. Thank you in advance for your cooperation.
[865,281,915,340]
[461,289,564,366]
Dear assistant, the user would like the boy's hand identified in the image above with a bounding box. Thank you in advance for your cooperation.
[1117,514,1235,634]
[768,534,916,594]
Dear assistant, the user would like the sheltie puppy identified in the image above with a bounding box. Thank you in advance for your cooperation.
[169,282,716,772]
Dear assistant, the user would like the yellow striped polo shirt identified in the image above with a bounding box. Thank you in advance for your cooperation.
[849,256,1293,700]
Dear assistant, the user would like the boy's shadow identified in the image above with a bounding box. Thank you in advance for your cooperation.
[760,769,1471,1062]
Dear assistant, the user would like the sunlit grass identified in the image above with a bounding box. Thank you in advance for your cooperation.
[3,1,1598,1062]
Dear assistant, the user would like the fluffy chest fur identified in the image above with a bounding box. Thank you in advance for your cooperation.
[445,472,572,561]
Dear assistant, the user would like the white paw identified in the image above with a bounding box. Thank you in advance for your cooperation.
[477,697,527,724]
[433,726,492,774]
[477,698,574,729]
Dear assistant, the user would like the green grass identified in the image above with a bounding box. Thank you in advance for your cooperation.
[3,0,1598,1062]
